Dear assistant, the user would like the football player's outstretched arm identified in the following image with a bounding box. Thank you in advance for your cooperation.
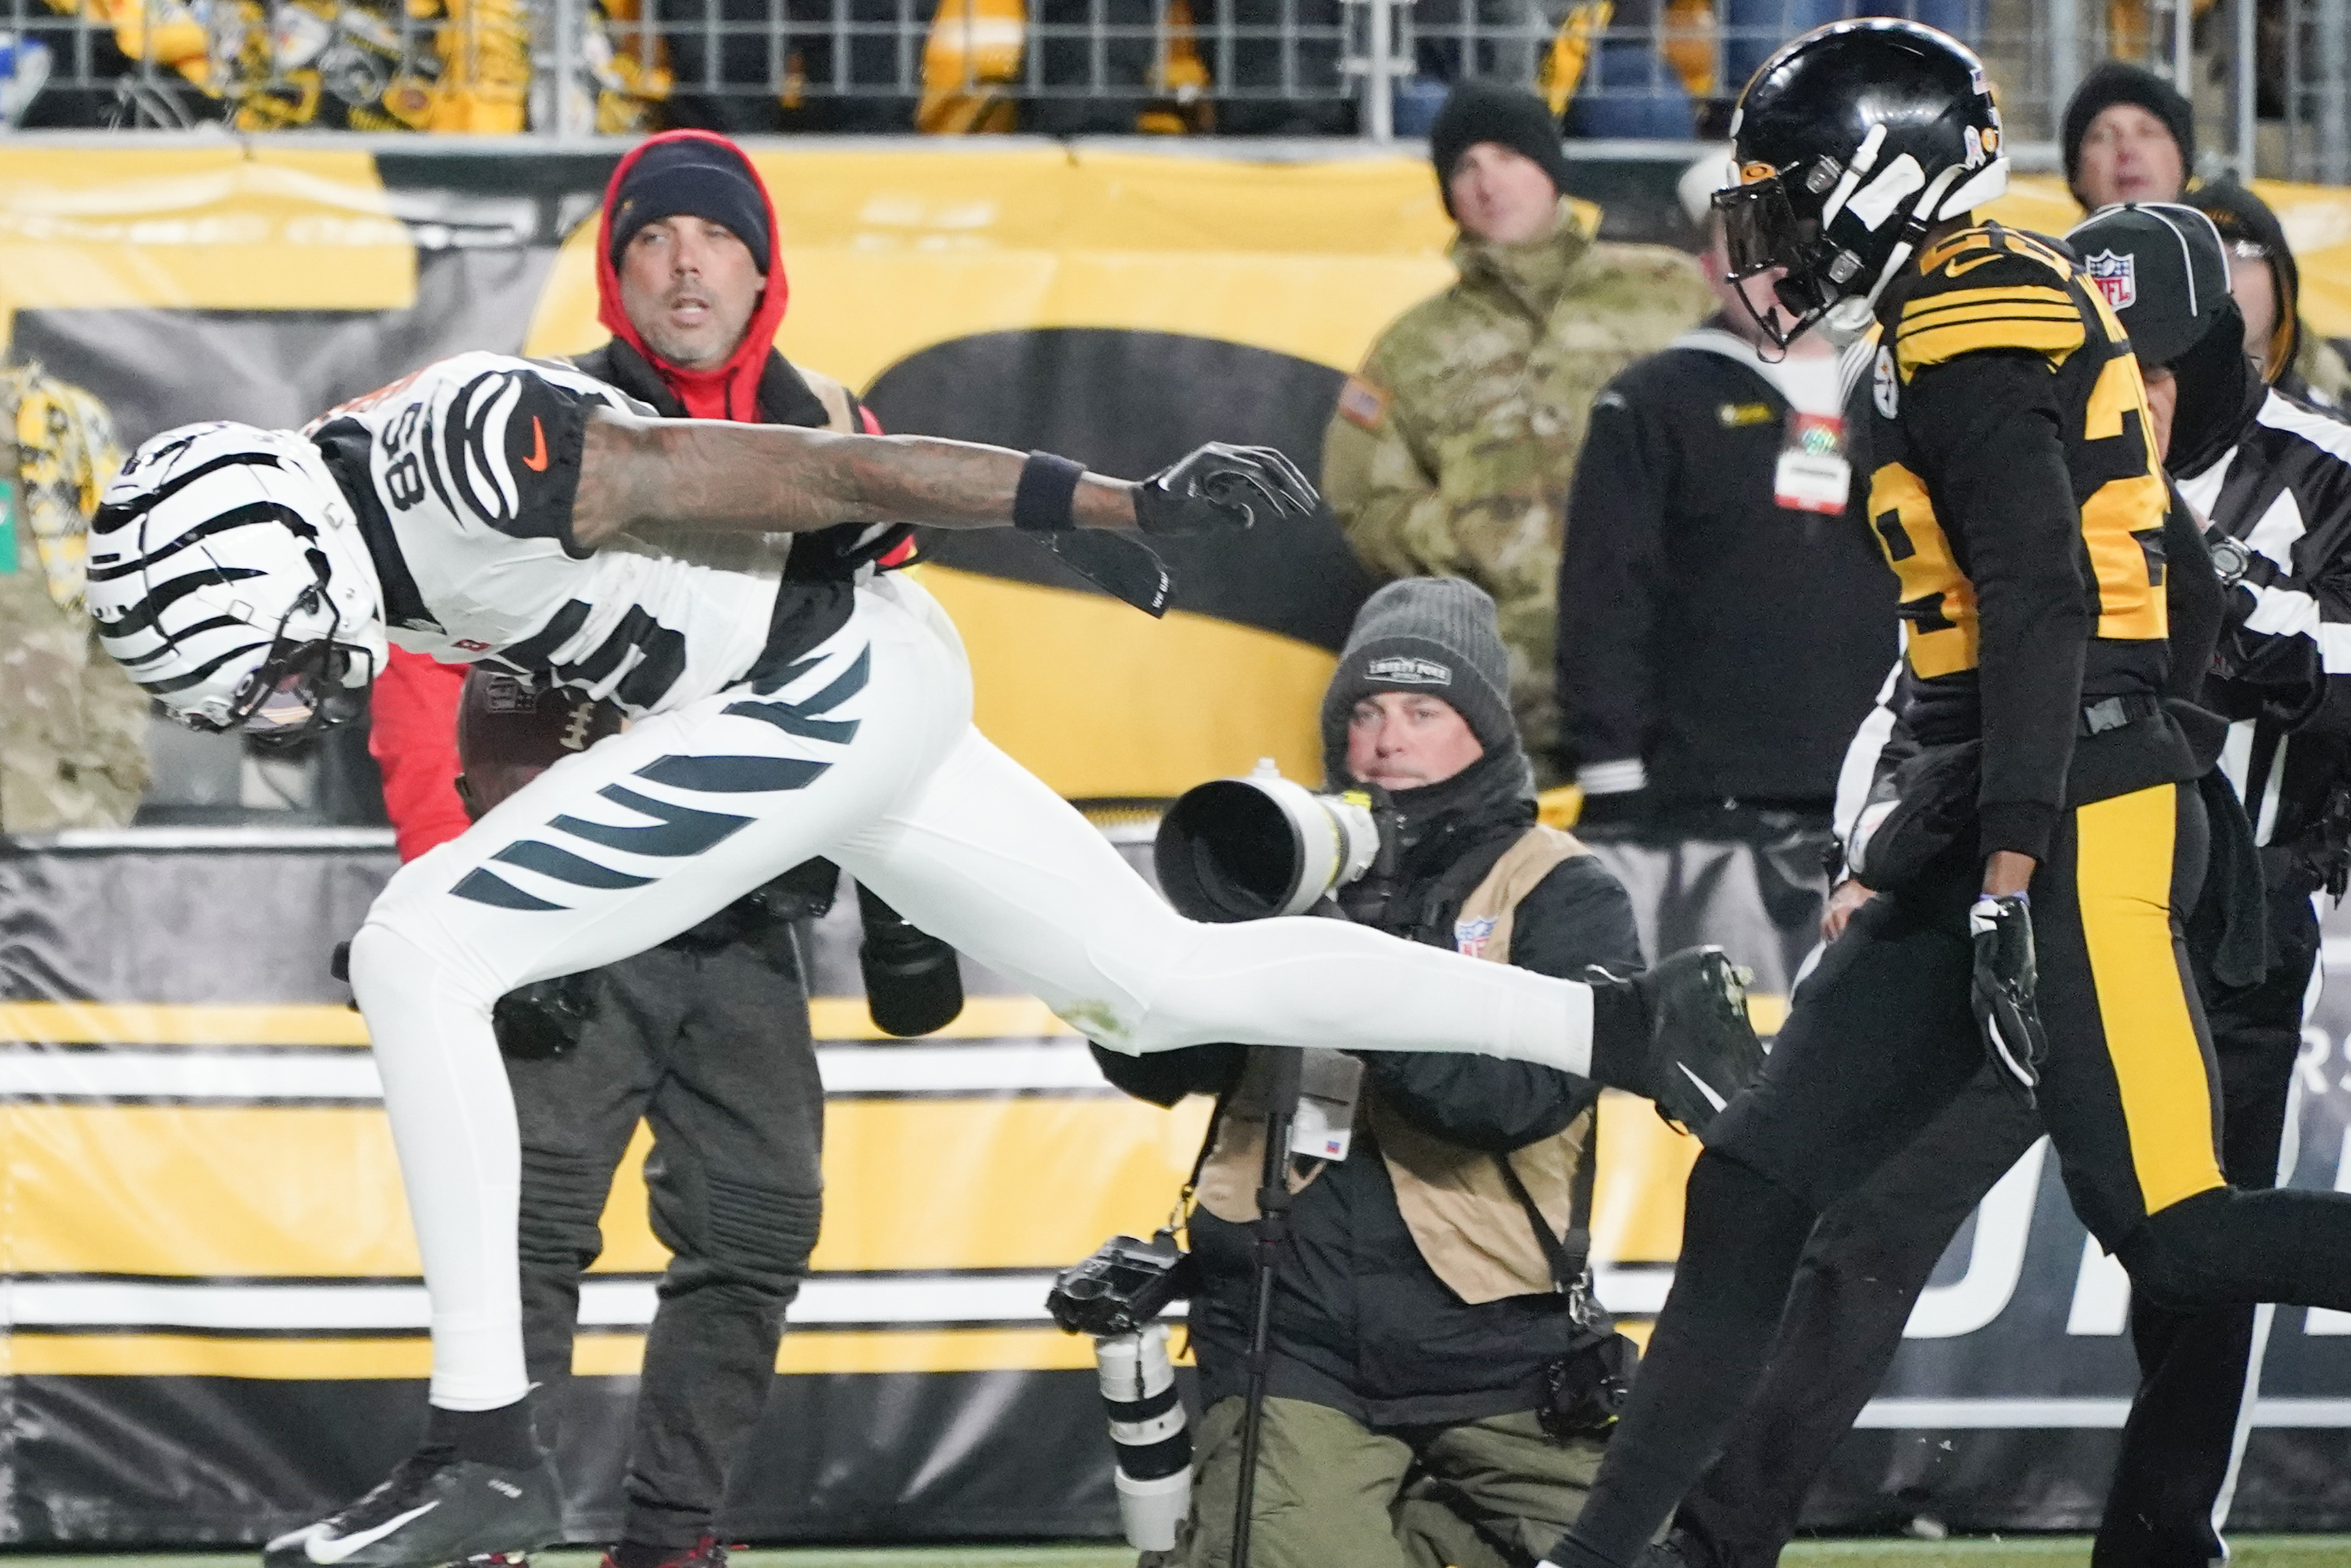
[571,407,1316,549]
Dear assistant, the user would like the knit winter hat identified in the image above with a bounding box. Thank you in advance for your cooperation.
[2061,61,2195,198]
[2188,179,2304,385]
[607,135,774,275]
[1429,81,1572,219]
[1320,577,1517,781]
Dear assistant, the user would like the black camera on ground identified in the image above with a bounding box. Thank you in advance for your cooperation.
[1153,760,1393,923]
[1047,1228,1196,1338]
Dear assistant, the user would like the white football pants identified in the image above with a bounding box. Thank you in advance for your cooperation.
[349,574,1599,1409]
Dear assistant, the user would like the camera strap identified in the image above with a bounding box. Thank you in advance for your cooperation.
[1495,1149,1595,1306]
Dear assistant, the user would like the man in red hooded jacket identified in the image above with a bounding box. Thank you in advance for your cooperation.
[361,131,938,1568]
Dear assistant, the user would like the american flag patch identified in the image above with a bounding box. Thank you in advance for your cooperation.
[1337,375,1389,430]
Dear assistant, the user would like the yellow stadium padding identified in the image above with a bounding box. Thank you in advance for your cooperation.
[913,565,1334,797]
[0,147,414,346]
[0,1095,1211,1278]
[522,146,1457,388]
[0,994,1067,1047]
[0,1074,1753,1284]
[0,1327,1104,1379]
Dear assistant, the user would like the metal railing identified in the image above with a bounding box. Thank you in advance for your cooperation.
[0,1,2339,173]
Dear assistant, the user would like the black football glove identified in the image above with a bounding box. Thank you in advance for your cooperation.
[1132,443,1318,536]
[1969,892,2048,1105]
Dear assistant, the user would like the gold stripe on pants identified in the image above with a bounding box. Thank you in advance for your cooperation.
[2075,784,2226,1216]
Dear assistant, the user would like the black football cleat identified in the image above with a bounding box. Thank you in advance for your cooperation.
[1589,946,1763,1136]
[263,1448,562,1568]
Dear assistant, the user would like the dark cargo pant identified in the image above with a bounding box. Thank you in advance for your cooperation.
[1166,1397,1605,1568]
[508,932,824,1550]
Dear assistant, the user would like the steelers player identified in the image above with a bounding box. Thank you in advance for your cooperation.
[1538,22,2351,1567]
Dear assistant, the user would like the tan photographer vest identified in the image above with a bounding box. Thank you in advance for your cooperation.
[1191,825,1597,1305]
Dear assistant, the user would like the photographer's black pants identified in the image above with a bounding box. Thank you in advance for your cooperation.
[1669,876,2317,1567]
[509,936,824,1550]
[1554,784,2351,1568]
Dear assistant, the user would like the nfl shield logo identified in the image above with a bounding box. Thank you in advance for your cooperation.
[2085,249,2137,311]
[1455,915,1498,959]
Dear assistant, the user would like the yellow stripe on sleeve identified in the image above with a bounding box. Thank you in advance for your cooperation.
[1899,283,2078,324]
[1897,315,2086,375]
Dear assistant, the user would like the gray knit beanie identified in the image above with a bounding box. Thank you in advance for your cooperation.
[1319,577,1517,781]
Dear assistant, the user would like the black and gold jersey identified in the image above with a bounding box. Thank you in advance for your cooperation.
[1865,222,2184,862]
[1872,223,2169,679]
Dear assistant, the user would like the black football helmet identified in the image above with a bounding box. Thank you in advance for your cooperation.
[1713,19,2009,347]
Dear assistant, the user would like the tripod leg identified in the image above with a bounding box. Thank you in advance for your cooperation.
[1232,1047,1304,1568]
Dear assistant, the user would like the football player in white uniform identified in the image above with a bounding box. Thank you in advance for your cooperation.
[90,353,1763,1568]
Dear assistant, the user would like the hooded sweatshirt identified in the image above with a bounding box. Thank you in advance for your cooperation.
[575,129,913,583]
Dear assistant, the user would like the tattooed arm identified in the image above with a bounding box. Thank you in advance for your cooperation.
[572,408,1139,549]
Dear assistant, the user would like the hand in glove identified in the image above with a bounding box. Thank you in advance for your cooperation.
[1969,892,2049,1105]
[1132,443,1319,536]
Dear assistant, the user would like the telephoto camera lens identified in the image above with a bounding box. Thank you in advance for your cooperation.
[1154,759,1384,921]
[855,882,965,1037]
[1095,1324,1192,1552]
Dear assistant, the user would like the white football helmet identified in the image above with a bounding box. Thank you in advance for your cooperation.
[88,422,387,744]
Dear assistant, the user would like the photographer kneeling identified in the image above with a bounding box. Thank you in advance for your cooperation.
[1100,579,1646,1568]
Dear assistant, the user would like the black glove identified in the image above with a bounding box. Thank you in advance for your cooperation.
[1131,443,1317,536]
[1969,892,2048,1105]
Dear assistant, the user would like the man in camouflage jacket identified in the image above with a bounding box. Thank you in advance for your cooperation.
[0,364,147,834]
[1323,81,1711,773]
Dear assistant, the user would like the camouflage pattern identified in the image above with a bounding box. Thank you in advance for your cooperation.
[1322,201,1712,776]
[2299,331,2351,410]
[0,366,148,836]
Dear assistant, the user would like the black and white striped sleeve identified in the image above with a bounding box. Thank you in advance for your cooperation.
[1831,659,1913,885]
[364,354,613,557]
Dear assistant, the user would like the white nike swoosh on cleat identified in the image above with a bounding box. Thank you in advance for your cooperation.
[305,1503,441,1565]
[1678,1061,1729,1113]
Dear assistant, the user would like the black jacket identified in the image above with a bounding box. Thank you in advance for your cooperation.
[1094,755,1643,1427]
[1555,323,1897,819]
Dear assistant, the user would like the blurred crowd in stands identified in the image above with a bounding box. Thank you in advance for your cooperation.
[0,0,2297,139]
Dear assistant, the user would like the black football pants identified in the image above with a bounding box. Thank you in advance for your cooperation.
[1553,783,2351,1568]
[509,934,824,1550]
[1669,874,2318,1567]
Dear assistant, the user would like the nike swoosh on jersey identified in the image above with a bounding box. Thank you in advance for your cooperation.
[522,416,548,473]
[1677,1061,1729,1113]
[304,1501,441,1564]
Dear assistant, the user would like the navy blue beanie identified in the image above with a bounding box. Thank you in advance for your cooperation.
[607,139,773,275]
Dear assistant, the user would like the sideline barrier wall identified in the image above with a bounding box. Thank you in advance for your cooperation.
[3,830,2351,1541]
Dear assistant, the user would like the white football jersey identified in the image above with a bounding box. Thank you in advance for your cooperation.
[307,352,806,717]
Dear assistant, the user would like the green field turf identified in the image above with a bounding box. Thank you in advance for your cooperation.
[7,1542,2350,1568]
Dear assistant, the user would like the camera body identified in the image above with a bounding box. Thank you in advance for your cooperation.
[1154,760,1393,923]
[1049,1231,1198,1552]
[1047,1229,1196,1338]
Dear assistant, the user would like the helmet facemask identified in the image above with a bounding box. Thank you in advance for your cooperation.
[1714,169,1845,350]
[101,425,388,749]
[208,569,378,749]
